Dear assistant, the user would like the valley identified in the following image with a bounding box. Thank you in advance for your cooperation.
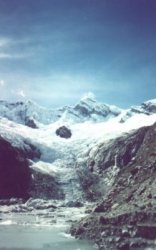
[0,95,156,250]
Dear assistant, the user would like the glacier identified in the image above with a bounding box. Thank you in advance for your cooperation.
[0,95,156,202]
[0,95,156,250]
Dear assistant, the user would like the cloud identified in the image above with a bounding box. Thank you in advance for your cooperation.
[0,79,5,86]
[0,53,14,59]
[1,72,96,106]
[0,38,10,48]
[10,88,26,99]
[81,92,96,100]
[0,36,32,60]
[0,36,30,47]
[17,89,26,98]
[0,52,31,59]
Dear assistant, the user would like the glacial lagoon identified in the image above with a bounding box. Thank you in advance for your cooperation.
[0,211,96,250]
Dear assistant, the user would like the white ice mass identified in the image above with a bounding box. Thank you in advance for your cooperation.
[0,95,156,201]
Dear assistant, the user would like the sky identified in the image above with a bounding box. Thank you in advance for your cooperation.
[0,0,156,108]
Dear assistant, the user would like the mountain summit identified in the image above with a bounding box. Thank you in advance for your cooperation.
[0,94,122,126]
[0,95,156,127]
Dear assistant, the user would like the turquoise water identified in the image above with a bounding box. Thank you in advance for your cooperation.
[0,218,154,250]
[0,215,96,250]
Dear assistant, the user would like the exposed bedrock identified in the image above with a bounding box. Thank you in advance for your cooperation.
[28,169,65,200]
[76,125,150,201]
[0,136,65,200]
[0,136,40,199]
[70,123,156,249]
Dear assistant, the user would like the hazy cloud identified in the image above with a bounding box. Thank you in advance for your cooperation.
[18,90,26,98]
[0,1,155,107]
[0,79,5,86]
[0,53,30,59]
[0,38,10,48]
[0,36,32,61]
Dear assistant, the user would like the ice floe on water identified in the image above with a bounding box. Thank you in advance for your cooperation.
[0,220,17,225]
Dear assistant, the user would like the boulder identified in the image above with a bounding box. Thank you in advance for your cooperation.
[25,198,57,210]
[56,126,72,139]
[65,200,83,208]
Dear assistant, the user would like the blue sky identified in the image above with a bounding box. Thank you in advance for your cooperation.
[0,0,156,108]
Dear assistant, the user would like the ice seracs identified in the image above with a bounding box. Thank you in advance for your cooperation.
[0,95,156,202]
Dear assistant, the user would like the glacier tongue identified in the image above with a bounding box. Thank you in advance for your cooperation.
[0,96,156,202]
[0,114,156,202]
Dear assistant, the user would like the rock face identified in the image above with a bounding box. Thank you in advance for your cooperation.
[25,117,38,129]
[0,136,39,199]
[119,99,156,123]
[87,126,149,172]
[70,123,156,250]
[76,126,149,201]
[141,99,156,113]
[73,95,121,120]
[56,126,72,139]
[28,169,64,199]
[0,135,65,200]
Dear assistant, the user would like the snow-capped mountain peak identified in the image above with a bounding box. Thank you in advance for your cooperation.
[0,95,156,203]
[141,99,156,113]
[0,95,123,126]
[0,96,156,128]
[73,94,122,122]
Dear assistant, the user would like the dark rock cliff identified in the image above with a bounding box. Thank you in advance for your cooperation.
[28,169,64,200]
[87,126,149,173]
[0,136,64,200]
[70,123,156,250]
[76,125,149,201]
[0,136,40,199]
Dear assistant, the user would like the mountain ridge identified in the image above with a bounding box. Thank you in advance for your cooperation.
[0,95,156,249]
[0,95,156,127]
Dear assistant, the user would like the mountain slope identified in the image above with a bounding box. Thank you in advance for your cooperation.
[1,96,156,127]
[0,96,122,126]
[0,96,156,249]
[70,122,156,250]
[0,96,156,202]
